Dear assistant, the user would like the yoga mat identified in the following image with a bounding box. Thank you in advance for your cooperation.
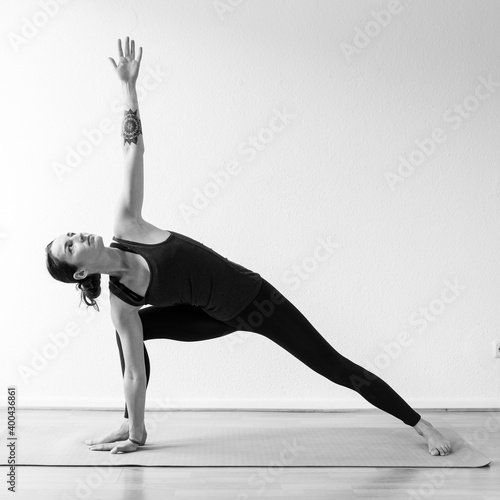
[0,416,490,467]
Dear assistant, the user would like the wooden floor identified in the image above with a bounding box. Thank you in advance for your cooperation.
[2,409,499,499]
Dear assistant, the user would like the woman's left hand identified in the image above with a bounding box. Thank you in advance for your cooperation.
[88,438,138,454]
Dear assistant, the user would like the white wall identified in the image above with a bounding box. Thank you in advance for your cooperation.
[2,0,500,412]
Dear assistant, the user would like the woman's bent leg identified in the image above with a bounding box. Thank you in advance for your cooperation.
[225,278,421,427]
[139,304,237,342]
[116,304,237,418]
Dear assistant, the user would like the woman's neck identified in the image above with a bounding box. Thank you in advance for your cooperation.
[98,247,138,279]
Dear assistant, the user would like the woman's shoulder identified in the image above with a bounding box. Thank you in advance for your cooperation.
[109,291,142,319]
[113,215,171,245]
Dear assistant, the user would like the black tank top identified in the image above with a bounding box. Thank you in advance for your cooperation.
[108,230,262,322]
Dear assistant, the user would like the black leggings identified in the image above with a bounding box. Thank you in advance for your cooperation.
[116,278,421,427]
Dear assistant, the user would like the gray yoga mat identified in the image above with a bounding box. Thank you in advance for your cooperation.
[0,417,490,467]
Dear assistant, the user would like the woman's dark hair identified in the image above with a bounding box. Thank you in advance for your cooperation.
[45,240,101,311]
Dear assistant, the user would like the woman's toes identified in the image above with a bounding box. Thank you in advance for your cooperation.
[430,448,439,455]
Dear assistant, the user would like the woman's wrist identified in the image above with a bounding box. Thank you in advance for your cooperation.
[121,83,139,113]
[121,81,137,94]
[129,422,144,442]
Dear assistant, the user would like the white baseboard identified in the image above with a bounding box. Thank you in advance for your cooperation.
[4,397,500,412]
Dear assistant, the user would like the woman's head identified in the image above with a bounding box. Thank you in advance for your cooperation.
[45,232,105,311]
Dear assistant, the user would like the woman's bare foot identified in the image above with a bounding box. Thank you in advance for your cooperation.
[413,417,452,456]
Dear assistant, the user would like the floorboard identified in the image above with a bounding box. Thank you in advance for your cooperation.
[2,409,499,499]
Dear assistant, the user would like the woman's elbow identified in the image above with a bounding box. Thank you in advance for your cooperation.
[124,371,147,383]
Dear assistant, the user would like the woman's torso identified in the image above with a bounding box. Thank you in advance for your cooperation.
[109,223,262,322]
[112,223,171,298]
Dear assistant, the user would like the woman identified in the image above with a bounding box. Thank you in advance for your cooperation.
[45,37,451,457]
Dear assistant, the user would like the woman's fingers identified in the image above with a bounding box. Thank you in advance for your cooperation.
[89,443,113,451]
[114,37,142,71]
[116,37,141,60]
[89,440,137,453]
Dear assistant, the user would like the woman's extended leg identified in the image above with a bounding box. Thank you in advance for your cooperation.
[223,277,452,456]
[224,278,422,427]
[116,303,237,418]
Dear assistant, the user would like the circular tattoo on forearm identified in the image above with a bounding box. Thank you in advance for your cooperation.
[122,109,143,145]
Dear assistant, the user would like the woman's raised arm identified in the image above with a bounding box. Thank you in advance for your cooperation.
[109,37,145,225]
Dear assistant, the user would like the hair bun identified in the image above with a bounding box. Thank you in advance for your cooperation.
[76,274,102,308]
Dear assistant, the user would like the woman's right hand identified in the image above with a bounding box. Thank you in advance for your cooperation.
[109,36,143,86]
[85,419,147,446]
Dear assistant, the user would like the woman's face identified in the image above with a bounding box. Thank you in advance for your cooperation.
[50,232,104,273]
